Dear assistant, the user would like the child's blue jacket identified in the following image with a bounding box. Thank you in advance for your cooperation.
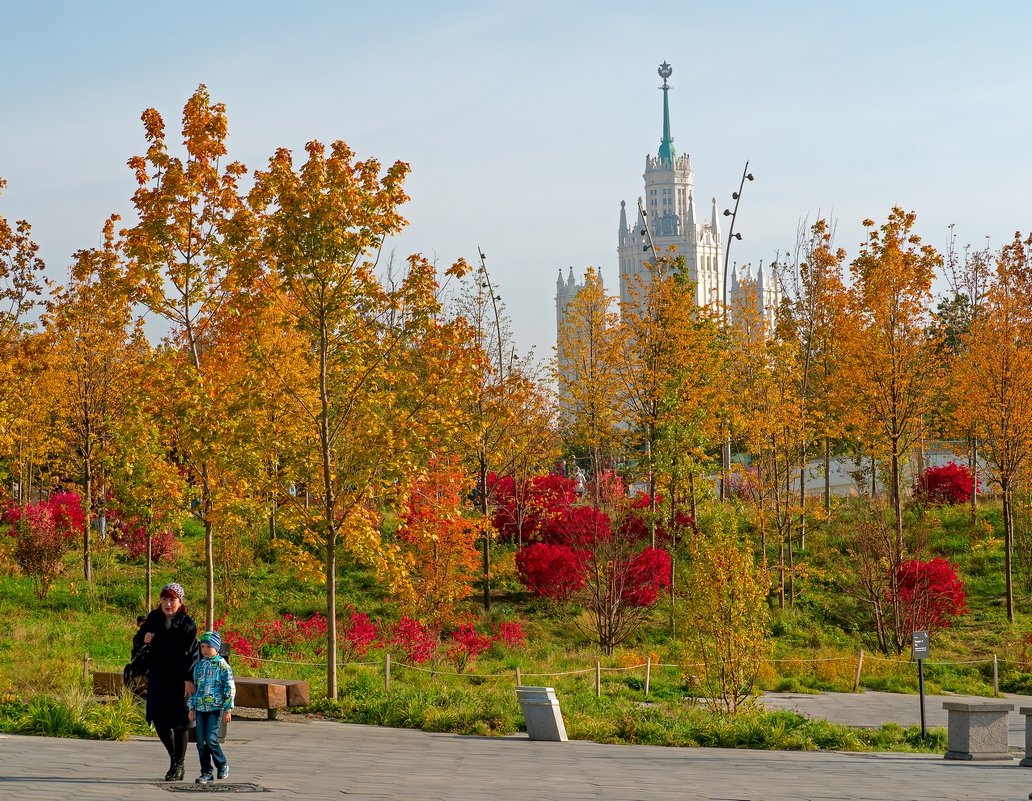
[189,655,235,712]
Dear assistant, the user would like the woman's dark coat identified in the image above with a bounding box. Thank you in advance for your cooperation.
[142,607,199,728]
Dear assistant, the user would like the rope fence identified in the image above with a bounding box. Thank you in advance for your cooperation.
[84,646,1025,701]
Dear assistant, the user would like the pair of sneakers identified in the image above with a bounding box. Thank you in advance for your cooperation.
[195,765,229,784]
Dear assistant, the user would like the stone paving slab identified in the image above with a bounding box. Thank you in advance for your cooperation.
[4,693,1032,800]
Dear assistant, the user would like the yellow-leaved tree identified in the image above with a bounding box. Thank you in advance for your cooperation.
[556,267,623,502]
[122,86,250,626]
[248,139,479,698]
[679,508,770,713]
[838,209,942,553]
[46,217,141,582]
[954,233,1032,622]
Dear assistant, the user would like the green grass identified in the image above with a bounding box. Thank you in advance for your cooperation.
[0,496,1029,750]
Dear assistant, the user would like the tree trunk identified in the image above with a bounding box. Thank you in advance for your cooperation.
[798,464,806,552]
[969,434,978,526]
[1004,479,1015,624]
[688,470,698,520]
[319,311,339,700]
[824,438,831,514]
[144,531,152,610]
[890,441,903,560]
[83,458,93,583]
[479,453,490,611]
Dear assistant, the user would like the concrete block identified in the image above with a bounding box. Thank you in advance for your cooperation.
[516,686,568,742]
[942,701,1013,760]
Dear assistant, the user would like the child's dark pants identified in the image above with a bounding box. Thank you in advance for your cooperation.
[194,711,227,774]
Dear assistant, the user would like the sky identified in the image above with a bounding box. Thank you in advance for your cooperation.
[2,1,1031,360]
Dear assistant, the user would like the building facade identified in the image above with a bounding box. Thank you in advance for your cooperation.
[556,62,778,352]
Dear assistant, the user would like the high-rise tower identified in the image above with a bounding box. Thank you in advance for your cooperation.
[556,63,777,366]
[617,63,722,309]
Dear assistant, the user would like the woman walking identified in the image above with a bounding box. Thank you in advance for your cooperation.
[141,582,199,781]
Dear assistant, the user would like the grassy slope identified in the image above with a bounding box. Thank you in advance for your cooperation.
[0,498,1025,748]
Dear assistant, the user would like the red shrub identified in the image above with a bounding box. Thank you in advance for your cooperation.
[47,491,86,535]
[893,558,969,634]
[110,520,177,562]
[339,611,379,662]
[380,616,438,664]
[488,472,576,543]
[913,462,979,505]
[540,504,612,546]
[515,542,588,602]
[494,620,527,649]
[3,494,82,598]
[445,622,495,672]
[620,546,673,607]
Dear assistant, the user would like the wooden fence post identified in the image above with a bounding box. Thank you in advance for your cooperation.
[852,648,864,692]
[993,654,999,697]
[83,654,90,682]
[515,666,522,687]
[645,657,652,698]
[596,661,601,698]
[385,653,391,692]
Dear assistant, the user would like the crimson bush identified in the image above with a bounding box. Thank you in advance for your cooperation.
[893,557,969,634]
[913,462,978,505]
[3,493,83,598]
[515,542,587,602]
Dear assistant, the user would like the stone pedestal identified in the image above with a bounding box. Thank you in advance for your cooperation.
[943,701,1013,760]
[1017,706,1032,766]
[516,686,568,742]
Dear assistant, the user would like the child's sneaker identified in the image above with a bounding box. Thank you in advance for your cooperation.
[217,765,230,780]
[195,772,214,784]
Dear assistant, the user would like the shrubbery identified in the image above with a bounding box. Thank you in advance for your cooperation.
[2,492,83,598]
[913,462,978,505]
[894,557,969,633]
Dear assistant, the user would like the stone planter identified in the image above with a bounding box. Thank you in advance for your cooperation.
[942,701,1013,761]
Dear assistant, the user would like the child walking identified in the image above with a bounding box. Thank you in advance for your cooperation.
[188,631,235,784]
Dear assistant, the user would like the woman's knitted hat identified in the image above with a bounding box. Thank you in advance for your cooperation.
[160,582,185,602]
[199,630,222,653]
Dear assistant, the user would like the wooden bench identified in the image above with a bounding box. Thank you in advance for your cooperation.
[235,677,310,720]
[91,672,310,720]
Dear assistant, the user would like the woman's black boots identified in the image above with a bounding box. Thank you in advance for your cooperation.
[171,728,188,780]
[159,727,187,781]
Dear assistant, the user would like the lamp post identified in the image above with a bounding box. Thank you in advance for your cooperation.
[722,160,754,320]
[477,246,504,611]
[719,161,753,501]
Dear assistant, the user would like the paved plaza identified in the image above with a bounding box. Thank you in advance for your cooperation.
[4,691,1032,800]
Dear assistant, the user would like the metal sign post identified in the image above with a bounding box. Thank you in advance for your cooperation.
[912,631,929,739]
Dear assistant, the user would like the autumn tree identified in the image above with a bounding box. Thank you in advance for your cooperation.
[728,294,802,606]
[0,178,46,480]
[46,218,141,581]
[248,139,479,698]
[679,509,770,712]
[395,457,484,628]
[954,232,1032,622]
[452,258,558,608]
[616,259,722,544]
[838,209,942,554]
[556,267,623,500]
[121,86,251,625]
[774,219,848,519]
[107,347,188,610]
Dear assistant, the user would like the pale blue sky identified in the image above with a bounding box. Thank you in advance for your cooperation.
[2,1,1030,358]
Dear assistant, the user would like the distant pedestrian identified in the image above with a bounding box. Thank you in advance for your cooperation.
[188,630,235,784]
[573,466,586,498]
[141,582,199,781]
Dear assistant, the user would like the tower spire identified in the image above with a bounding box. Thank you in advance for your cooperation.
[657,62,675,165]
